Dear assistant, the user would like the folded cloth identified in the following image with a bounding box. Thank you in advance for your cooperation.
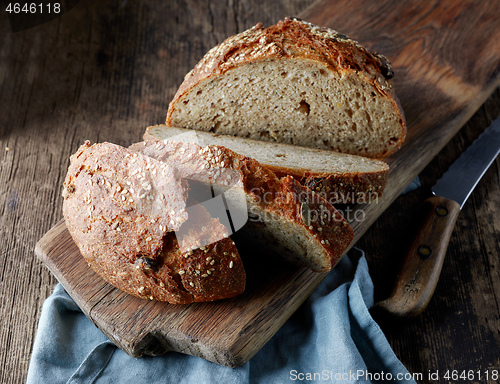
[26,249,417,384]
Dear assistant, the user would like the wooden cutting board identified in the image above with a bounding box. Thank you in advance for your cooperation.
[35,0,500,368]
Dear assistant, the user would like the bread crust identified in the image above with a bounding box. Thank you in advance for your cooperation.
[131,138,353,272]
[62,141,245,304]
[144,126,389,204]
[260,175,354,271]
[278,167,389,204]
[263,165,387,204]
[166,17,406,157]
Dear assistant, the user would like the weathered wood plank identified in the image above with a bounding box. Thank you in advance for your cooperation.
[364,87,500,382]
[2,0,500,382]
[34,0,500,371]
[0,1,310,382]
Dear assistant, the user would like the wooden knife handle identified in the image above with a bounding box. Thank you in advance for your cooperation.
[375,196,460,319]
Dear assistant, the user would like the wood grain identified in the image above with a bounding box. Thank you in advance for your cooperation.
[37,219,326,367]
[299,0,500,241]
[35,0,500,369]
[363,87,500,383]
[0,1,310,382]
[1,0,500,382]
[375,196,461,318]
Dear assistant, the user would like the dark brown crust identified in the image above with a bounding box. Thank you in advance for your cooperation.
[267,165,389,204]
[62,141,245,304]
[144,126,389,204]
[270,176,354,271]
[131,138,354,272]
[166,17,406,157]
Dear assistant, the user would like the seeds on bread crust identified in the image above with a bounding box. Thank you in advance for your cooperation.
[131,138,353,272]
[145,126,390,204]
[166,17,406,158]
[62,141,245,304]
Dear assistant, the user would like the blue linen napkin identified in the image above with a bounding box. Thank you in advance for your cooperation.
[26,249,417,384]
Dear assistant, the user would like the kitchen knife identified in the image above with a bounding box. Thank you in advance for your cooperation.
[376,118,500,319]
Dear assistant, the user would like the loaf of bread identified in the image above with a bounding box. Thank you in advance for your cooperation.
[62,141,245,304]
[130,136,354,272]
[166,17,406,158]
[145,125,389,203]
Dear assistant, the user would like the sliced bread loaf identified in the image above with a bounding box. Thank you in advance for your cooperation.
[145,125,388,203]
[166,17,406,158]
[130,136,354,272]
[62,141,245,304]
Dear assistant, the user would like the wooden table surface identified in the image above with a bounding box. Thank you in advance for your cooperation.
[1,1,498,383]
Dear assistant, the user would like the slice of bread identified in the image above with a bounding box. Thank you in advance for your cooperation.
[166,17,406,158]
[130,136,354,272]
[145,125,389,203]
[62,141,245,304]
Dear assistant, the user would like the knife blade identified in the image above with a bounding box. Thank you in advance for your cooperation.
[432,119,500,207]
[376,118,500,319]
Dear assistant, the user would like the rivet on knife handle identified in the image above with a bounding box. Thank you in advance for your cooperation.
[376,196,460,319]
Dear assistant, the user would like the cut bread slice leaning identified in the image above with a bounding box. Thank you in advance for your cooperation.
[145,125,389,204]
[166,17,406,158]
[130,134,354,272]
